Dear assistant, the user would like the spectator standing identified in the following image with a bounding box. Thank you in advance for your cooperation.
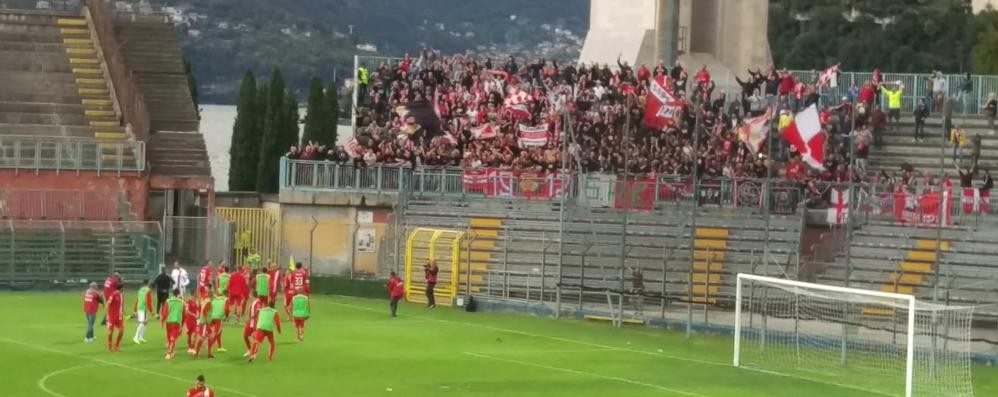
[153,266,173,317]
[932,71,947,112]
[914,99,929,142]
[950,125,967,163]
[854,126,872,173]
[170,262,190,297]
[357,63,369,105]
[424,261,438,308]
[985,93,997,132]
[971,133,983,171]
[386,271,404,317]
[83,282,103,343]
[881,82,904,133]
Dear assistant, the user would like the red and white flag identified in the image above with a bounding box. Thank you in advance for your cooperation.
[345,137,361,158]
[818,64,840,89]
[518,124,548,147]
[472,123,497,140]
[737,107,773,154]
[504,87,533,107]
[962,187,992,214]
[827,188,849,224]
[643,76,683,130]
[782,104,825,169]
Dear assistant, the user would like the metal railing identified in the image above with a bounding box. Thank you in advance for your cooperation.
[0,0,81,11]
[0,189,129,220]
[788,69,998,116]
[0,136,145,173]
[0,220,163,286]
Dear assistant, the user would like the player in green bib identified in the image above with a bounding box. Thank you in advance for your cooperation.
[217,267,231,296]
[208,291,228,354]
[291,294,310,342]
[255,271,269,300]
[133,280,153,344]
[159,289,184,359]
[248,301,282,362]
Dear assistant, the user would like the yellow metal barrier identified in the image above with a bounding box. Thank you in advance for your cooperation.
[404,228,464,307]
[215,208,281,268]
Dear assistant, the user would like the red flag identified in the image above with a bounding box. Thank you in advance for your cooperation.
[782,105,825,169]
[827,188,849,224]
[643,76,682,130]
[345,137,361,158]
[472,123,497,140]
[818,64,840,89]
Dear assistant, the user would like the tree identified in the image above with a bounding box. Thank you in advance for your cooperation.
[321,82,340,146]
[974,11,998,74]
[228,71,258,191]
[300,77,325,146]
[256,69,287,193]
[283,91,302,152]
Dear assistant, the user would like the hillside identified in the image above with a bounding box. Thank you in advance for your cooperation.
[157,0,588,103]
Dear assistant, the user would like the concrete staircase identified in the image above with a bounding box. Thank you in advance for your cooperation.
[113,19,198,132]
[0,11,100,138]
[686,227,728,305]
[868,116,997,173]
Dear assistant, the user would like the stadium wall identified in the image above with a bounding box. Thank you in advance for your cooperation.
[278,203,392,277]
[0,170,147,219]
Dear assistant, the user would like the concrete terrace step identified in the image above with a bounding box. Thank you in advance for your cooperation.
[0,123,92,137]
[0,101,85,114]
[0,112,87,125]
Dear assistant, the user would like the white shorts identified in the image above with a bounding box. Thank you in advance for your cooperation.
[136,311,147,323]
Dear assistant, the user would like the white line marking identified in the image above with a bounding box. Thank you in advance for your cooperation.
[38,364,96,397]
[469,348,616,355]
[0,337,259,397]
[315,297,896,396]
[464,351,712,397]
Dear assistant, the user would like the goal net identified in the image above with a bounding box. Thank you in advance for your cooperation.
[734,274,975,397]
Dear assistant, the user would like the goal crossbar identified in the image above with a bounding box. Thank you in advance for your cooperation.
[734,273,917,397]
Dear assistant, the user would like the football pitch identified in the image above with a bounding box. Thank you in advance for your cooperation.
[3,292,998,397]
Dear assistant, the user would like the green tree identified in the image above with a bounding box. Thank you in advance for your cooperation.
[283,91,302,152]
[228,71,258,191]
[300,76,325,146]
[321,82,340,146]
[256,69,287,193]
[974,11,998,74]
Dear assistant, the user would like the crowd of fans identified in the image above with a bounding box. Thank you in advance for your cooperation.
[282,50,998,194]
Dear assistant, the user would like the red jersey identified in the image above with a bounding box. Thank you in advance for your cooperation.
[388,277,404,299]
[228,271,247,297]
[246,299,265,329]
[102,276,118,298]
[83,290,102,315]
[267,269,280,296]
[199,265,212,287]
[289,269,309,295]
[106,290,124,322]
[186,387,212,397]
[184,299,200,325]
[425,265,438,285]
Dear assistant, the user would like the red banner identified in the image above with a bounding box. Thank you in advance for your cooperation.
[894,189,953,227]
[462,168,563,200]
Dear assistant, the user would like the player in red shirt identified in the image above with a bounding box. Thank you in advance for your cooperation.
[227,265,248,322]
[83,282,103,343]
[283,271,294,316]
[387,271,404,317]
[290,262,310,295]
[100,272,120,325]
[183,294,201,354]
[105,284,125,351]
[242,291,265,357]
[248,301,282,362]
[194,285,216,359]
[197,261,214,300]
[266,262,280,306]
[160,289,184,359]
[186,375,213,397]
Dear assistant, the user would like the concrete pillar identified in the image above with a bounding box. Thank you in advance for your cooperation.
[655,0,681,65]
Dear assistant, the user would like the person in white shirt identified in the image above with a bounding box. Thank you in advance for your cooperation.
[170,261,190,297]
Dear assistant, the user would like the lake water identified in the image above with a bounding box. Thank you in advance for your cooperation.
[199,104,351,191]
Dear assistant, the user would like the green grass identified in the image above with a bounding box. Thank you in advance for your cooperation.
[2,292,997,397]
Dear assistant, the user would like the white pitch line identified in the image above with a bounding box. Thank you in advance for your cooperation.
[0,337,259,397]
[38,364,96,397]
[464,351,712,397]
[315,297,896,397]
[469,348,617,355]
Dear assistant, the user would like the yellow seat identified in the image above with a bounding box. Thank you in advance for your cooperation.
[889,273,924,285]
[861,308,894,317]
[66,48,95,56]
[73,68,102,75]
[60,28,89,35]
[79,88,109,96]
[57,18,87,27]
[899,261,933,274]
[692,262,723,272]
[694,239,726,250]
[693,250,726,261]
[94,132,127,141]
[914,240,951,251]
[880,285,914,295]
[81,98,112,107]
[85,110,115,118]
[691,273,721,284]
[70,58,99,65]
[469,218,503,229]
[690,285,719,296]
[906,251,937,262]
[695,228,730,239]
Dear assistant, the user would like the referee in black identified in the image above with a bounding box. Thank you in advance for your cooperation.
[153,265,174,318]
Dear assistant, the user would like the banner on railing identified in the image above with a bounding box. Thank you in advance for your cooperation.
[462,168,563,199]
[894,189,953,227]
[961,188,991,214]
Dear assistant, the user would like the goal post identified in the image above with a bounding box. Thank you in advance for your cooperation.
[733,273,975,397]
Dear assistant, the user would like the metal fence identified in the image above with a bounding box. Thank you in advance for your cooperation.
[0,189,130,220]
[162,216,235,268]
[0,136,145,173]
[0,220,163,287]
[788,69,998,116]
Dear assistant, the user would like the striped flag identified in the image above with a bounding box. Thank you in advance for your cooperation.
[345,137,361,158]
[518,124,548,147]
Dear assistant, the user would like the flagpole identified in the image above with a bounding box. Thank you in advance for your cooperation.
[619,109,631,307]
[687,102,701,340]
